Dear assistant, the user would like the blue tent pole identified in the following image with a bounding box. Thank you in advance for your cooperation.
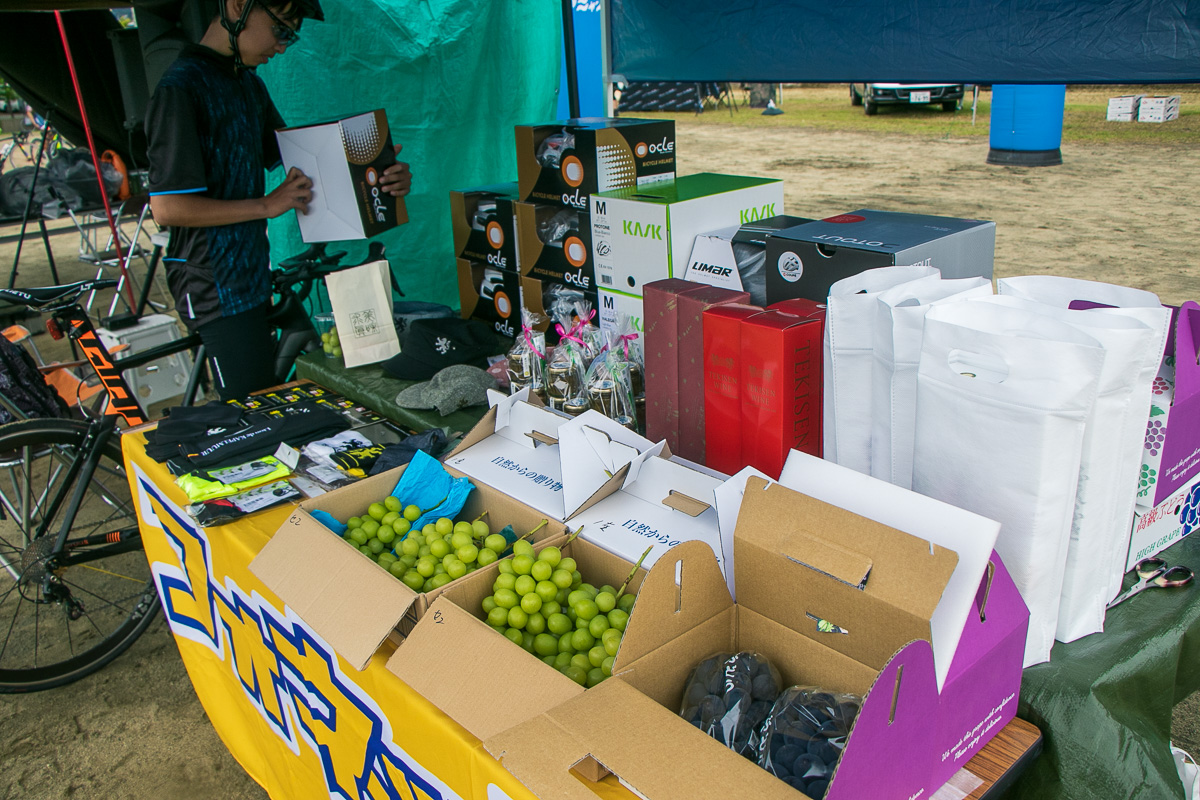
[561,0,580,118]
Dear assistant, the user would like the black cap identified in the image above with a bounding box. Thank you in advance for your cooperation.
[382,317,498,382]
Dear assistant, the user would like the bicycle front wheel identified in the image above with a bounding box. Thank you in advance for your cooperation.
[0,418,160,692]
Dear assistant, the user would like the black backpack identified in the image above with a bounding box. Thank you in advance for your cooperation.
[0,335,70,423]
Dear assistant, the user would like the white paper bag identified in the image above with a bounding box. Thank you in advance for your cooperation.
[911,301,1105,666]
[977,295,1160,643]
[324,260,401,368]
[823,265,939,472]
[996,276,1171,613]
[869,276,993,489]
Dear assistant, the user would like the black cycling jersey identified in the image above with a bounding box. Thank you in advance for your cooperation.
[145,44,285,330]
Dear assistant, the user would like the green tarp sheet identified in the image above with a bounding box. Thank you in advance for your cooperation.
[259,0,561,311]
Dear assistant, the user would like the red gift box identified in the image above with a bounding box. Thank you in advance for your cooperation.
[702,304,764,475]
[740,308,824,478]
[643,279,701,449]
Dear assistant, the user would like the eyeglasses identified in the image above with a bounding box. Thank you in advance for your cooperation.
[260,4,300,47]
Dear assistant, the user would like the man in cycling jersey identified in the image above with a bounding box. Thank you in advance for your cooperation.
[145,0,411,400]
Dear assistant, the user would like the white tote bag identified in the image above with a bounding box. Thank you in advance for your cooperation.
[823,265,939,472]
[997,276,1171,608]
[912,301,1105,667]
[977,295,1159,643]
[869,276,993,489]
[324,259,401,368]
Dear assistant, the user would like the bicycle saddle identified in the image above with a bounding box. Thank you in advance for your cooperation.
[0,279,118,309]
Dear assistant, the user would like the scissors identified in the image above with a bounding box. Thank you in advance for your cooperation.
[1106,557,1194,609]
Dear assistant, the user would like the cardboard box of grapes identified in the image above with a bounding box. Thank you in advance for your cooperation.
[386,533,722,744]
[250,462,567,671]
[485,476,1026,800]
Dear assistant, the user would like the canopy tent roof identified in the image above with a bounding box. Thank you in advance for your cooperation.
[609,0,1200,84]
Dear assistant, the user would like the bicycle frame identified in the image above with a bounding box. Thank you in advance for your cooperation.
[24,305,203,557]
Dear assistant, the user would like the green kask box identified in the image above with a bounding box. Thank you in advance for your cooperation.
[589,174,785,313]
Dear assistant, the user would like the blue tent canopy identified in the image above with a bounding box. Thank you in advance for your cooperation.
[609,0,1200,84]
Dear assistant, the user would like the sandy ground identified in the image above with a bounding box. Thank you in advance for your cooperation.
[1,99,1199,799]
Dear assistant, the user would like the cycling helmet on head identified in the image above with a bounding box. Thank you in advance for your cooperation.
[219,0,324,69]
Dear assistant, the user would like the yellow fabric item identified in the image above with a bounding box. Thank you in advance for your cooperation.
[123,433,633,800]
[175,457,291,502]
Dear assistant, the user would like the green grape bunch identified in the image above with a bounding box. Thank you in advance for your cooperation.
[480,537,649,688]
[340,496,547,593]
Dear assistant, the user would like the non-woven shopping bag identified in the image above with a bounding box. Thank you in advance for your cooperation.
[823,265,939,472]
[869,276,993,489]
[911,301,1105,666]
[996,276,1171,611]
[977,295,1160,643]
[325,259,402,368]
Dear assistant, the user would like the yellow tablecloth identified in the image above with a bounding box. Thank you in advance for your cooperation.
[122,432,628,800]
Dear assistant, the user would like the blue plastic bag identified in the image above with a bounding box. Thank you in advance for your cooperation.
[389,449,475,531]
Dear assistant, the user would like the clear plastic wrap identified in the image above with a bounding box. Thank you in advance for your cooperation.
[536,129,575,168]
[507,308,548,400]
[536,207,580,246]
[543,284,586,332]
[545,308,591,413]
[678,651,782,759]
[572,299,603,361]
[731,239,768,306]
[582,318,641,429]
[757,686,862,798]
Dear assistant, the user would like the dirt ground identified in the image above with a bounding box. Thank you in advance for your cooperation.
[2,94,1199,799]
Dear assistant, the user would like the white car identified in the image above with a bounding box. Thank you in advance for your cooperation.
[850,83,964,115]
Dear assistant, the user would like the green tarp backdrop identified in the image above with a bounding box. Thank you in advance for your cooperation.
[259,0,561,311]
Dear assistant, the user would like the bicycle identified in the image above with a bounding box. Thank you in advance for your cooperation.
[0,242,370,691]
[0,130,33,173]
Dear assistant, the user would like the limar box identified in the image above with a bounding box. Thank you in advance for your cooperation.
[516,117,676,210]
[276,109,408,243]
[765,209,995,304]
[248,461,566,670]
[590,173,785,297]
[450,181,518,267]
[488,476,960,800]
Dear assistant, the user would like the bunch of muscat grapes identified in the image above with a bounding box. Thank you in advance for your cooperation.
[480,539,646,688]
[342,495,547,593]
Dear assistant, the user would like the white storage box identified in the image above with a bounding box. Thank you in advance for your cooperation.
[97,314,193,407]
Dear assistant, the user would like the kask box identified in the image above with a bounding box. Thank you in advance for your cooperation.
[516,117,676,210]
[450,181,518,268]
[487,454,1025,800]
[276,109,408,243]
[248,462,567,670]
[765,209,995,304]
[590,173,785,297]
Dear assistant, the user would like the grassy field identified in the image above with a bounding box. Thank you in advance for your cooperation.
[625,83,1200,145]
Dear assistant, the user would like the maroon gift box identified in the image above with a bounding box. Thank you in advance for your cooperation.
[675,286,751,463]
[643,279,700,449]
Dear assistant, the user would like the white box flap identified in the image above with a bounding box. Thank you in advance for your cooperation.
[778,450,1000,690]
[559,410,658,516]
[277,123,362,242]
